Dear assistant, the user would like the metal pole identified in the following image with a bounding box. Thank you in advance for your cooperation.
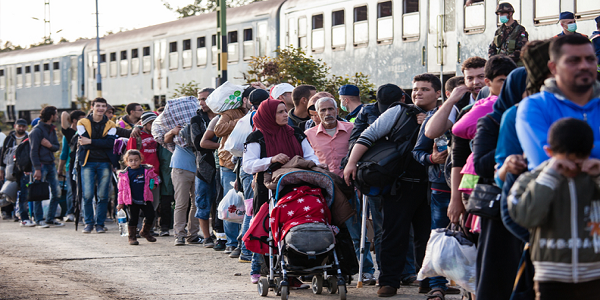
[357,194,368,288]
[216,0,227,87]
[95,0,102,97]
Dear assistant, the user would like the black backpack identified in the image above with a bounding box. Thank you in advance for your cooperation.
[354,103,422,197]
[14,138,32,173]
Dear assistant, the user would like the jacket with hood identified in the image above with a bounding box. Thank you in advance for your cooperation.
[76,114,119,168]
[117,164,160,205]
[29,122,60,170]
[0,130,28,170]
[287,107,310,128]
[508,160,600,283]
[516,79,600,170]
[117,115,135,130]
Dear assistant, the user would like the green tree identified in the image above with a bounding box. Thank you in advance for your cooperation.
[171,80,201,98]
[58,37,69,44]
[162,0,262,18]
[29,38,54,48]
[0,41,24,53]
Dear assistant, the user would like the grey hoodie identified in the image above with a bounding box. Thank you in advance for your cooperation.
[29,122,60,170]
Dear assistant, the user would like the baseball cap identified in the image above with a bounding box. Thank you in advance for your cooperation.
[271,83,294,99]
[338,85,360,96]
[559,11,574,20]
[376,84,404,113]
[141,111,157,126]
[249,89,270,107]
[595,15,600,24]
[15,119,28,126]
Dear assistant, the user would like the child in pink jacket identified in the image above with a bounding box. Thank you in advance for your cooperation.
[117,149,160,245]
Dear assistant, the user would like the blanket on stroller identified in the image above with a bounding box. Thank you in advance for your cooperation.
[271,186,331,243]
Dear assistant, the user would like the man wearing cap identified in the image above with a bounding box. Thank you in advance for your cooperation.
[591,16,600,80]
[270,83,295,111]
[488,2,528,65]
[555,11,588,38]
[339,85,364,123]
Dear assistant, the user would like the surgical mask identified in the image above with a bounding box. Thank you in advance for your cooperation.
[340,100,348,112]
[499,15,509,24]
[567,23,577,32]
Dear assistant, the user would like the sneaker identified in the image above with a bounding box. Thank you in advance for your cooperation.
[362,273,376,285]
[239,254,252,263]
[1,211,8,220]
[150,230,159,237]
[224,246,235,254]
[63,214,75,222]
[46,220,65,227]
[229,247,241,258]
[213,239,226,251]
[400,275,418,286]
[203,237,215,248]
[187,236,203,244]
[159,230,170,236]
[174,237,186,246]
[82,224,93,233]
[36,221,49,228]
[251,274,261,284]
[96,225,106,233]
[20,220,36,227]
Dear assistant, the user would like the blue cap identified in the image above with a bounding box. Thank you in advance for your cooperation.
[338,85,360,96]
[31,117,40,127]
[559,11,574,20]
[595,15,600,24]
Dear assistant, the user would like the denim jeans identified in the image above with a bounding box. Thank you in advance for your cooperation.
[81,162,111,227]
[65,173,75,215]
[33,164,61,222]
[194,177,215,221]
[430,190,451,290]
[18,174,43,222]
[238,168,254,256]
[346,194,375,274]
[221,167,240,248]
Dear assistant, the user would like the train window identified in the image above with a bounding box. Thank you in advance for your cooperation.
[53,62,60,85]
[25,66,31,88]
[298,17,307,49]
[25,66,31,73]
[377,1,393,44]
[110,52,117,77]
[332,10,346,50]
[43,63,50,85]
[120,50,128,76]
[228,31,239,63]
[169,42,178,53]
[354,6,368,47]
[312,14,325,52]
[212,34,217,65]
[243,29,254,60]
[110,52,116,62]
[169,41,179,70]
[575,0,600,19]
[197,37,207,67]
[100,54,106,63]
[16,67,22,74]
[34,65,40,86]
[132,49,139,58]
[34,65,40,72]
[534,0,560,24]
[497,0,520,24]
[258,21,268,56]
[402,0,419,40]
[44,63,49,71]
[404,0,418,14]
[183,39,192,68]
[445,0,456,32]
[143,47,151,74]
[131,49,139,75]
[0,69,4,90]
[16,67,22,89]
[464,0,485,33]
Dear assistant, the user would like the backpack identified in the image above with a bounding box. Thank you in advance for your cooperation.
[242,202,273,255]
[14,138,32,173]
[354,103,422,197]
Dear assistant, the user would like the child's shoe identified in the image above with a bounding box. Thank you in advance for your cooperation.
[128,226,139,245]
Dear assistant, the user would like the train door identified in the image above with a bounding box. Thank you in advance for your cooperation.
[427,0,457,92]
[153,39,167,100]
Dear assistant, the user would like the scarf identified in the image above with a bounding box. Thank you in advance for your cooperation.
[253,99,303,158]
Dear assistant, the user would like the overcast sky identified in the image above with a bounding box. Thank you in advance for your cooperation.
[0,0,193,47]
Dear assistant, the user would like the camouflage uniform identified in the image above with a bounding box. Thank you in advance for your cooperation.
[489,21,529,66]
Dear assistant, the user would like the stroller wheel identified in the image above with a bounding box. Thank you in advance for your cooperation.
[280,285,289,300]
[258,278,269,297]
[311,275,324,294]
[339,285,347,300]
[326,276,338,294]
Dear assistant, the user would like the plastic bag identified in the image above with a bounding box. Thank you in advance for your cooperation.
[418,227,478,293]
[218,186,245,223]
[206,81,245,113]
[223,112,253,157]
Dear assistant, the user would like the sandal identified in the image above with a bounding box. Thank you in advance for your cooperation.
[426,288,445,300]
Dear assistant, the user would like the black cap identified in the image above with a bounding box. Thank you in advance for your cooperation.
[595,15,600,24]
[495,2,514,14]
[15,119,28,126]
[559,11,575,20]
[376,84,404,113]
[249,89,270,107]
[242,86,256,99]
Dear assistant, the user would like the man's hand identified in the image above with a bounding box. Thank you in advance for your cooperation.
[130,127,141,138]
[447,197,465,224]
[447,85,470,104]
[0,169,4,181]
[582,158,600,177]
[79,136,92,145]
[169,125,182,136]
[416,113,427,125]
[41,138,53,148]
[57,169,65,178]
[117,204,125,211]
[430,146,448,165]
[548,157,578,177]
[270,153,290,165]
[504,154,527,175]
[33,169,42,181]
[343,164,357,186]
[251,82,266,90]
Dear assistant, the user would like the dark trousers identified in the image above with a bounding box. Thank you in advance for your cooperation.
[535,279,600,300]
[159,195,174,230]
[476,217,523,300]
[128,202,155,227]
[378,181,431,288]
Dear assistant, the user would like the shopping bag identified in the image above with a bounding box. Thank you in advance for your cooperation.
[27,181,50,202]
[206,81,245,113]
[223,112,253,157]
[418,226,477,293]
[217,187,245,223]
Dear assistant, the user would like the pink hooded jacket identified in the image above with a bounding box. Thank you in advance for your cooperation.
[117,165,159,205]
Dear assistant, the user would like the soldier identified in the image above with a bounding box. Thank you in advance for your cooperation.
[591,16,600,80]
[555,11,588,38]
[488,2,528,66]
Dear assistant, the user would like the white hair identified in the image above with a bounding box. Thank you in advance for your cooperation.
[315,97,337,111]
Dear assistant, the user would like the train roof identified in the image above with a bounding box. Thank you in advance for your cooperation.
[0,39,92,65]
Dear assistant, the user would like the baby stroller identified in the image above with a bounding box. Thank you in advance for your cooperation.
[257,170,348,300]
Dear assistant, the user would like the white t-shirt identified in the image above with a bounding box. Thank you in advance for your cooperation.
[447,106,459,124]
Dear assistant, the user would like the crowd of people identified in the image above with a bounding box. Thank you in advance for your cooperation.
[1,7,600,300]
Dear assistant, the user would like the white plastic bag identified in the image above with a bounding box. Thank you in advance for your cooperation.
[417,228,478,293]
[218,186,246,223]
[223,112,253,157]
[206,81,245,113]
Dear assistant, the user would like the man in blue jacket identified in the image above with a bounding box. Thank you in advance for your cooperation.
[517,34,600,171]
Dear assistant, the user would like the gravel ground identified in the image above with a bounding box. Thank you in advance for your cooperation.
[0,218,464,300]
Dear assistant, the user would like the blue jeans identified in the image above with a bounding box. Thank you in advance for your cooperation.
[221,167,240,248]
[65,174,74,215]
[194,177,215,220]
[33,164,61,222]
[81,162,111,227]
[346,195,375,274]
[430,190,451,290]
[18,174,43,221]
[238,168,254,256]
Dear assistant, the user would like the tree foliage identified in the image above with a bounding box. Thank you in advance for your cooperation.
[162,0,262,18]
[171,80,201,98]
[0,41,24,53]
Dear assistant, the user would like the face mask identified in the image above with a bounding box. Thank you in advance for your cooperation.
[499,15,509,24]
[340,100,348,112]
[567,23,577,32]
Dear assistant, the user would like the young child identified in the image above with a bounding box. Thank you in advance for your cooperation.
[509,118,600,299]
[117,150,160,245]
